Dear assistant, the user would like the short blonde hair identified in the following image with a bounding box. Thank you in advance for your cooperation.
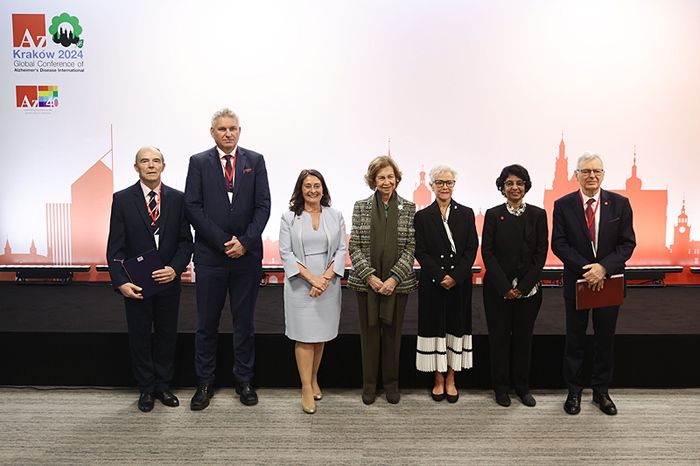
[364,155,402,190]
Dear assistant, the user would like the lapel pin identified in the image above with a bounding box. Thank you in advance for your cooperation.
[500,216,504,221]
[604,201,609,205]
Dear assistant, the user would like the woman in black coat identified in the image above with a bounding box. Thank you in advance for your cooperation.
[482,164,548,407]
[414,165,478,403]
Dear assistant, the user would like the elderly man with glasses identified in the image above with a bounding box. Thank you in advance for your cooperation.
[552,153,636,416]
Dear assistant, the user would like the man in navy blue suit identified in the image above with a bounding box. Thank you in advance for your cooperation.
[107,147,193,412]
[185,108,271,410]
[552,152,636,416]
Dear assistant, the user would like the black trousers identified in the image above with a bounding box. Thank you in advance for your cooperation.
[563,298,619,394]
[194,261,261,384]
[356,292,408,394]
[483,284,541,394]
[124,289,180,394]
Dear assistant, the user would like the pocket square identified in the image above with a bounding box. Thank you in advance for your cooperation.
[244,168,253,173]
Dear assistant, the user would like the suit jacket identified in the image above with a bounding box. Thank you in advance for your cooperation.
[184,146,271,266]
[348,193,417,294]
[552,189,636,300]
[106,182,193,293]
[278,207,347,279]
[481,203,549,296]
[414,200,478,286]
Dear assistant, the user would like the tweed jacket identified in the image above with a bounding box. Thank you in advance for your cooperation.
[348,193,417,294]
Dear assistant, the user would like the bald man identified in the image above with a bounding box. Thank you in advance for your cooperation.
[107,147,193,412]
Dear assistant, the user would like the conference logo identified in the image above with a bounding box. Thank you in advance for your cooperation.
[16,85,60,111]
[11,12,85,73]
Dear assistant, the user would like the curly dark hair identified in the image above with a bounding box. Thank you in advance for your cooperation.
[495,164,532,194]
[289,169,332,215]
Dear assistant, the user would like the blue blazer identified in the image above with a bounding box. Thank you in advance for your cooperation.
[278,208,347,279]
[184,146,271,266]
[552,189,636,300]
[106,181,193,292]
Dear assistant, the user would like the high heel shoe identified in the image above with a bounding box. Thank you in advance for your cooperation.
[313,391,323,401]
[302,401,316,414]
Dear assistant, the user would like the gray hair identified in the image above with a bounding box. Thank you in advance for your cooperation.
[429,165,458,183]
[134,146,163,163]
[576,152,604,170]
[211,108,239,128]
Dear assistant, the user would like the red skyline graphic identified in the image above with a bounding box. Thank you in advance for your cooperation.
[2,134,698,283]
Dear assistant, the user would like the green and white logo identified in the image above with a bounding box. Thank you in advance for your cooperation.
[49,12,83,48]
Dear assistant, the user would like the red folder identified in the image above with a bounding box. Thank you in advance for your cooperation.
[575,274,624,310]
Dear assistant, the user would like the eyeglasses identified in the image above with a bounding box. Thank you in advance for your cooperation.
[432,180,456,188]
[504,180,525,188]
[577,169,604,177]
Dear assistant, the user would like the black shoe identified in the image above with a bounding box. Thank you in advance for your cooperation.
[154,390,179,407]
[138,392,154,412]
[431,389,446,402]
[495,392,511,407]
[564,391,582,415]
[386,390,401,404]
[235,382,258,406]
[516,391,536,407]
[190,383,214,411]
[446,390,459,404]
[592,391,617,416]
[362,390,376,405]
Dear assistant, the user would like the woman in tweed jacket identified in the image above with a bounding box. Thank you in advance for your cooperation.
[348,155,417,405]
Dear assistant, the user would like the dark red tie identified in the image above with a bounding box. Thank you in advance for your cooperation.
[585,198,596,243]
[224,154,234,192]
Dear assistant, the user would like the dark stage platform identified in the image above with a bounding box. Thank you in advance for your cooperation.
[2,283,699,389]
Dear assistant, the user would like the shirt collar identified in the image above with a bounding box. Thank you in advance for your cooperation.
[140,181,161,198]
[580,189,600,205]
[216,146,238,159]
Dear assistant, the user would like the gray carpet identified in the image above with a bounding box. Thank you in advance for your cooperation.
[1,387,699,464]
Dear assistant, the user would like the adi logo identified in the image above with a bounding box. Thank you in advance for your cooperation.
[12,14,47,48]
[49,13,83,48]
[16,85,59,108]
[12,12,83,49]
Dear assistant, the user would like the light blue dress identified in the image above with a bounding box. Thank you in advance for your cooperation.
[283,212,342,343]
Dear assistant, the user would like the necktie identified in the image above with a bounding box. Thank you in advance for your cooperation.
[585,198,596,243]
[224,154,234,192]
[148,190,160,236]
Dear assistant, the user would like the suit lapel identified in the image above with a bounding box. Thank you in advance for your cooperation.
[158,184,171,241]
[232,147,247,206]
[570,191,590,241]
[208,148,230,204]
[130,182,156,245]
[428,201,452,252]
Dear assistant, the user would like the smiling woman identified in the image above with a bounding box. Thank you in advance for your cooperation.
[348,155,417,405]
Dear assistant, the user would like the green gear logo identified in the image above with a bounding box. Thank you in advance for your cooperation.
[49,12,84,48]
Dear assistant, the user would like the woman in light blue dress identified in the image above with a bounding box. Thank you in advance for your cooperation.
[279,169,347,414]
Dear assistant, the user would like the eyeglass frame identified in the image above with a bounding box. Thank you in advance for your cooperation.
[577,168,605,177]
[431,179,456,188]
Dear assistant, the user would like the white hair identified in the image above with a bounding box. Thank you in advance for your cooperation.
[210,108,239,128]
[428,165,458,183]
[576,152,604,170]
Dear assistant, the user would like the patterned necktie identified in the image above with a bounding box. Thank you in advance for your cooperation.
[148,190,160,236]
[585,198,596,243]
[224,154,234,192]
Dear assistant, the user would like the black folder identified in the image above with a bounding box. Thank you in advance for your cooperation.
[122,249,173,299]
[575,274,624,310]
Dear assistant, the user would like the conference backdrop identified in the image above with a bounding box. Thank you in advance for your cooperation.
[2,0,699,283]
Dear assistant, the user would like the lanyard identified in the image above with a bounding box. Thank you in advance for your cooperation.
[579,191,600,232]
[224,154,236,185]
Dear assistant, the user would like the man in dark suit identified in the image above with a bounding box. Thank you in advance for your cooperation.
[552,152,636,416]
[185,108,271,410]
[107,146,193,412]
